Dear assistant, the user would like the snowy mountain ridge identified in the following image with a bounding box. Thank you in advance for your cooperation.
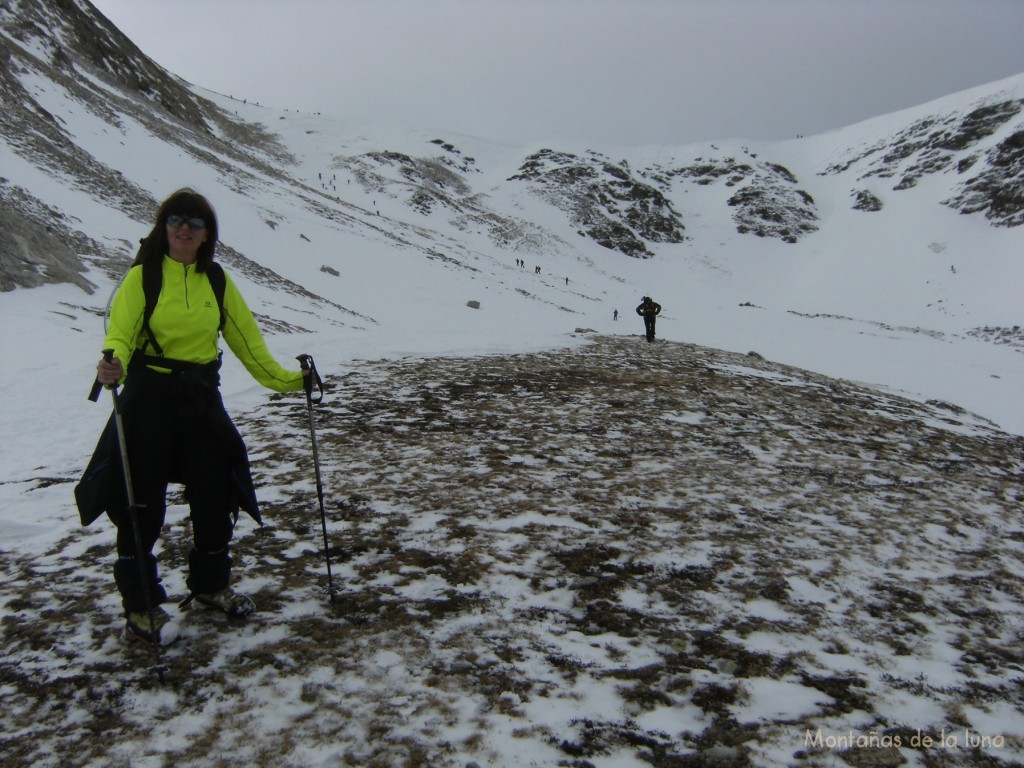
[2,0,1022,284]
[3,0,1023,432]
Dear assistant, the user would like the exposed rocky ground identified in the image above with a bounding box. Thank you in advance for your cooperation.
[509,149,688,257]
[821,96,1024,226]
[645,153,819,243]
[2,335,1022,767]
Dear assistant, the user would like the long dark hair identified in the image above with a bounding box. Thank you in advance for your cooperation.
[132,188,219,272]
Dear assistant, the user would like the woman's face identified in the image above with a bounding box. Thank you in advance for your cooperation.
[165,213,208,264]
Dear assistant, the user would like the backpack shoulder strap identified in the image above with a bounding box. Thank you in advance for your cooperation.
[207,262,227,332]
[141,258,164,356]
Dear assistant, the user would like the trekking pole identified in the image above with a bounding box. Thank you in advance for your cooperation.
[93,349,168,683]
[296,354,333,602]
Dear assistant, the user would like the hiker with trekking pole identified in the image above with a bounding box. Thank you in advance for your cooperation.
[76,188,315,657]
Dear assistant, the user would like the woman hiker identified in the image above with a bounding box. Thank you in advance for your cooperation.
[91,188,311,645]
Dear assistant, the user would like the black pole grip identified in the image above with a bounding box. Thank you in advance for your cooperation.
[87,349,116,402]
[296,354,324,403]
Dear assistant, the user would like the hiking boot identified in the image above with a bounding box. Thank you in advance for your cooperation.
[194,587,256,617]
[125,606,179,645]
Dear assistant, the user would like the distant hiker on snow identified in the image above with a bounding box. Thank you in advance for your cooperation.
[636,296,662,342]
[78,188,312,646]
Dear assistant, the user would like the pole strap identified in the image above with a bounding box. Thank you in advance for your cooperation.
[296,354,324,404]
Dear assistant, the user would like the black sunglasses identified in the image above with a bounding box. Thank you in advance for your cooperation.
[167,214,207,230]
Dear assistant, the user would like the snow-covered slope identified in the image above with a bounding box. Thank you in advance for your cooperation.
[3,0,1022,441]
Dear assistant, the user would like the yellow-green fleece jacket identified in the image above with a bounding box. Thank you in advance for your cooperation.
[104,256,304,392]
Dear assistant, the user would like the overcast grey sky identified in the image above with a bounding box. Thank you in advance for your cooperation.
[90,0,1024,146]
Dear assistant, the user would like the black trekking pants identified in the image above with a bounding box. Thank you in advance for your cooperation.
[643,315,656,342]
[111,368,236,613]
